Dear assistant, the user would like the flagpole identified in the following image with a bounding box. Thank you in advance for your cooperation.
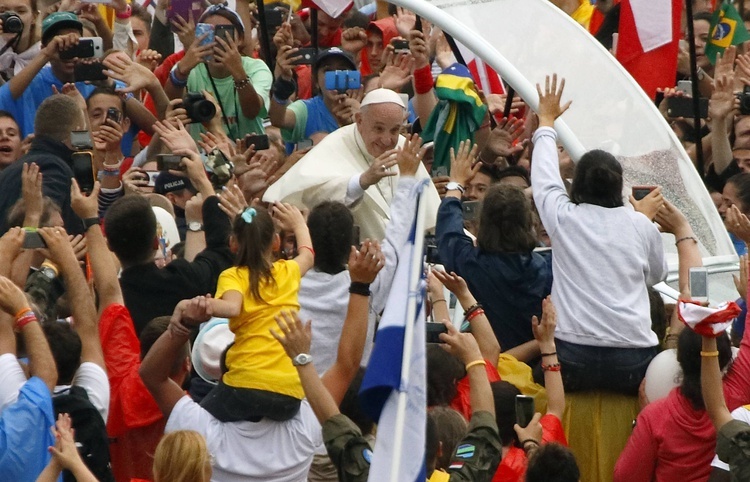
[685,0,705,178]
[388,184,428,482]
[256,0,274,72]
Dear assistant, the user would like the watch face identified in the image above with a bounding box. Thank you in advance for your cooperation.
[294,353,312,366]
[188,222,202,232]
[40,267,56,279]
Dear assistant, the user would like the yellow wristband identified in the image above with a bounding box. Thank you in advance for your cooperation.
[700,350,719,357]
[465,360,486,371]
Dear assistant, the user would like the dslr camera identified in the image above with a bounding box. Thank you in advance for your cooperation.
[0,12,23,34]
[182,92,216,124]
[739,86,750,116]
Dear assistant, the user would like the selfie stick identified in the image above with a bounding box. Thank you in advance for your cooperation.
[255,0,274,71]
[684,0,704,178]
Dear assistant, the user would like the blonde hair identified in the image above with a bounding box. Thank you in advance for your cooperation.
[153,431,212,482]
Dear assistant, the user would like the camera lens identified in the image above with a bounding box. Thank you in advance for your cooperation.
[193,100,216,123]
[1,13,23,34]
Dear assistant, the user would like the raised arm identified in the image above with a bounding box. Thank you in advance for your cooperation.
[38,226,105,371]
[655,200,701,347]
[0,276,57,391]
[432,270,501,364]
[533,297,564,420]
[530,74,572,236]
[272,202,314,275]
[709,73,735,177]
[71,181,124,310]
[702,336,733,430]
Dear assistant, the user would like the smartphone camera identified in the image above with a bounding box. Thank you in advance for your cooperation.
[182,92,216,123]
[426,322,448,344]
[106,107,122,124]
[0,12,23,34]
[631,186,656,201]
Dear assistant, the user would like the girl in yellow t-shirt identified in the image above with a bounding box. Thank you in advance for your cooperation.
[200,202,314,423]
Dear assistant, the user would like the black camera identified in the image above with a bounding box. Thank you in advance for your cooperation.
[739,86,750,116]
[182,92,216,123]
[0,12,23,34]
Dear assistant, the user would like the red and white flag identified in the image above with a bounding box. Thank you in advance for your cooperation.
[616,0,683,99]
[678,300,741,338]
[300,0,351,19]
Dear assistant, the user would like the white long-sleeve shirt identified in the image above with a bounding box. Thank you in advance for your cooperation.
[531,127,667,348]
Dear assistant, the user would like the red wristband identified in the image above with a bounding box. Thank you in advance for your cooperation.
[16,312,38,330]
[298,245,315,257]
[466,308,485,322]
[414,64,434,95]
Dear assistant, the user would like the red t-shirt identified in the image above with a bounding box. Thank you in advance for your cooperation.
[99,303,164,482]
[492,414,568,482]
[450,360,502,420]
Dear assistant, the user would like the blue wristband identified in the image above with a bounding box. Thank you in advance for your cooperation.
[169,67,188,88]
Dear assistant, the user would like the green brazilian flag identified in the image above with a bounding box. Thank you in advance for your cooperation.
[706,2,750,65]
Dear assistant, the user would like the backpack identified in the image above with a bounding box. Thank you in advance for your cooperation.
[53,385,115,482]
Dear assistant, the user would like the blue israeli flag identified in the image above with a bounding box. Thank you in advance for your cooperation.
[359,179,429,482]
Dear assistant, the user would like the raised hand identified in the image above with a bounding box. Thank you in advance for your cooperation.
[171,13,196,50]
[348,240,385,283]
[449,140,480,186]
[432,270,470,299]
[408,29,430,69]
[22,162,43,226]
[0,274,30,317]
[735,254,748,300]
[271,310,312,360]
[536,74,571,128]
[726,204,750,243]
[70,179,100,220]
[152,119,199,154]
[379,52,414,91]
[0,227,24,276]
[397,133,426,177]
[341,27,367,55]
[393,7,416,37]
[531,296,556,350]
[38,227,78,269]
[360,148,399,189]
[629,186,664,221]
[214,35,245,80]
[482,117,525,161]
[438,321,483,365]
[104,52,160,94]
[271,201,306,232]
[218,183,249,219]
[654,199,690,236]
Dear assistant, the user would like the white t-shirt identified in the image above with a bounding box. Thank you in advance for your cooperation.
[166,396,323,482]
[0,353,27,414]
[711,405,750,471]
[54,362,110,423]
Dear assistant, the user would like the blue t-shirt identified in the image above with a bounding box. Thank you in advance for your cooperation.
[281,95,339,154]
[0,66,132,138]
[0,377,55,482]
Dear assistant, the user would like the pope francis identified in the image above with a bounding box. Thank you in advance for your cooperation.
[263,88,440,241]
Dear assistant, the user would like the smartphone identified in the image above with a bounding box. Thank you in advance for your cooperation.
[23,229,47,249]
[70,130,93,150]
[296,138,313,150]
[632,186,656,201]
[515,395,535,429]
[106,107,122,124]
[244,134,270,151]
[462,200,480,221]
[689,267,709,303]
[391,38,410,52]
[324,70,361,93]
[676,80,693,96]
[166,0,204,23]
[291,47,316,66]
[214,24,235,45]
[59,37,103,60]
[73,61,107,81]
[426,322,448,343]
[424,234,439,264]
[195,23,214,60]
[145,170,160,187]
[667,96,709,119]
[156,154,184,171]
[72,152,95,194]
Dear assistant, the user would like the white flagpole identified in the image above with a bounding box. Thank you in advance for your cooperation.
[389,184,428,482]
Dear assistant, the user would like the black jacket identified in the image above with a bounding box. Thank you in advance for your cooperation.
[120,195,234,334]
[0,136,81,234]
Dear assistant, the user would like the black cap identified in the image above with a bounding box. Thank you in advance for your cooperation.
[313,47,357,73]
[154,172,196,195]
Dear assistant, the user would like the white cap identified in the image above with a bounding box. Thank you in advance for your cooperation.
[192,318,235,384]
[361,88,406,109]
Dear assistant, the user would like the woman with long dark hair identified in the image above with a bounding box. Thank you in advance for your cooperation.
[531,75,667,394]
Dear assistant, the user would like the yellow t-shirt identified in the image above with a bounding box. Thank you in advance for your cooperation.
[215,259,304,399]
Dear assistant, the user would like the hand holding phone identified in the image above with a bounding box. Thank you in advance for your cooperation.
[631,186,656,201]
[426,322,448,343]
[689,267,709,303]
[23,228,47,249]
[515,395,535,428]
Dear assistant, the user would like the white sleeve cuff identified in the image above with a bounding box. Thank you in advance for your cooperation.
[345,174,366,206]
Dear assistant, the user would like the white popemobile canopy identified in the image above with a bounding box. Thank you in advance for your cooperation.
[389,0,739,301]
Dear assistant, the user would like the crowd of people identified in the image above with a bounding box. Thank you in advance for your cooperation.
[3,0,750,481]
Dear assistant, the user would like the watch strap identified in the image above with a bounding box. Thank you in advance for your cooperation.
[83,217,100,230]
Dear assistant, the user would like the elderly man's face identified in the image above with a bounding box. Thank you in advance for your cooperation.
[355,103,404,158]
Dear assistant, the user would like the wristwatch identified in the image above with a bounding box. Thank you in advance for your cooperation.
[83,217,100,231]
[293,353,313,366]
[445,181,465,194]
[187,221,203,233]
[39,266,57,280]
